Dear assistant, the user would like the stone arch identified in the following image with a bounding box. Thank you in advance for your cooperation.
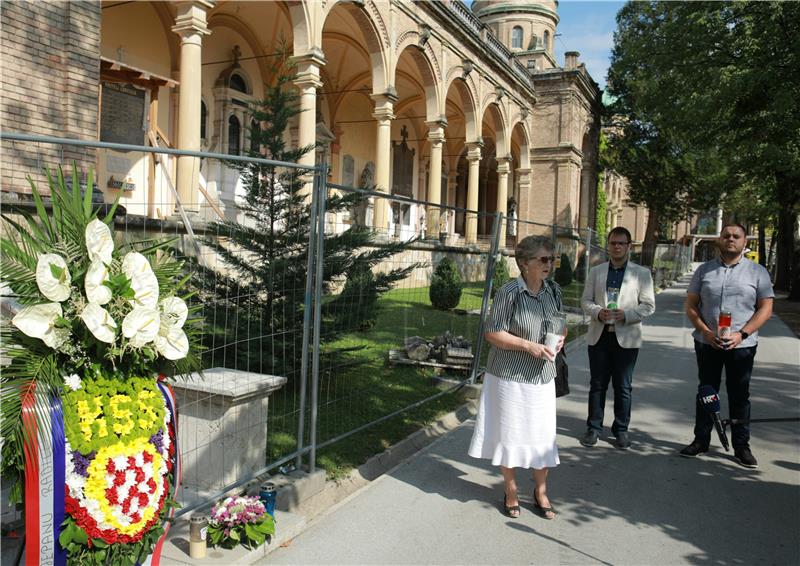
[511,121,531,170]
[394,43,440,122]
[442,75,478,142]
[151,2,179,72]
[481,102,508,158]
[286,1,313,56]
[320,0,389,94]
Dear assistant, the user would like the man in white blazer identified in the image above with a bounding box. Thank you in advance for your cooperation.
[580,227,656,449]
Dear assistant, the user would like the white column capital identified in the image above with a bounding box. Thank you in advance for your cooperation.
[172,1,213,40]
[425,119,447,142]
[371,92,398,121]
[292,49,326,88]
[466,141,483,162]
[496,157,512,174]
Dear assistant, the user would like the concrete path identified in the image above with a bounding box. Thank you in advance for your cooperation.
[261,274,800,565]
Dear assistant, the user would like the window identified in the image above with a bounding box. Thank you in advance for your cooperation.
[527,59,537,70]
[200,100,207,141]
[228,115,241,155]
[511,26,523,49]
[229,73,247,94]
[544,30,551,51]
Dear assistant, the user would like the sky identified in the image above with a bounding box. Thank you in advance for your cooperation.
[553,1,626,89]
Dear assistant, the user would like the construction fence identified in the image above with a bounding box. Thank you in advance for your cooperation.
[0,133,691,518]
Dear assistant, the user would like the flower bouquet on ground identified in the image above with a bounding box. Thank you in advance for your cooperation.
[0,166,202,565]
[207,496,275,550]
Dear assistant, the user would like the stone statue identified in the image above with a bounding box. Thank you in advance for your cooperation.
[353,162,375,227]
[507,196,518,236]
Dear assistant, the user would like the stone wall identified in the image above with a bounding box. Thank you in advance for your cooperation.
[1,0,101,195]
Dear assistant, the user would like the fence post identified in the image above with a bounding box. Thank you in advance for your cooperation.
[469,211,503,384]
[584,227,593,283]
[296,166,321,469]
[309,158,328,473]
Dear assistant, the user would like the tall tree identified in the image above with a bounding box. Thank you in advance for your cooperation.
[607,1,800,295]
[192,45,415,379]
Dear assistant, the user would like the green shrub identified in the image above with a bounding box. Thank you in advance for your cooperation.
[429,257,463,310]
[332,262,379,331]
[492,255,510,297]
[554,253,574,287]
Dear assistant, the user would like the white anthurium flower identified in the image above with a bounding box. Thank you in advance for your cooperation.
[35,253,71,302]
[12,302,70,348]
[155,325,189,360]
[159,297,188,330]
[84,260,112,305]
[81,303,117,344]
[122,306,160,347]
[85,218,114,265]
[122,252,159,308]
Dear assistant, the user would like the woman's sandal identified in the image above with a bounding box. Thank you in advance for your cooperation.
[533,494,556,520]
[503,494,521,519]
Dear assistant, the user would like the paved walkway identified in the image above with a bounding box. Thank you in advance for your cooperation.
[261,274,800,565]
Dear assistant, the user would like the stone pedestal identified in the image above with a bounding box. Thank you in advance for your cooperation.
[171,368,287,506]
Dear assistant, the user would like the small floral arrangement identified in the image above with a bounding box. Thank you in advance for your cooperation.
[207,496,275,549]
[0,167,202,565]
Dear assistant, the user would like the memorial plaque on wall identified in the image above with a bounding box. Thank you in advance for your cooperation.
[391,126,414,198]
[100,82,146,145]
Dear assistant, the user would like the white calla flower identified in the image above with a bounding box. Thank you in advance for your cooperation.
[12,302,69,348]
[122,306,160,347]
[155,325,189,360]
[159,296,188,329]
[35,254,71,302]
[81,303,117,343]
[64,373,82,391]
[84,260,112,305]
[85,218,114,265]
[122,252,159,308]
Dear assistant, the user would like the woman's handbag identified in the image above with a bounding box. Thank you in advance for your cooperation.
[555,349,569,398]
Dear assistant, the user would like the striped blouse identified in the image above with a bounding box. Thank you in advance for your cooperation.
[485,276,563,385]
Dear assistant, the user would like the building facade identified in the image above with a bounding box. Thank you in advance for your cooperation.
[1,0,602,248]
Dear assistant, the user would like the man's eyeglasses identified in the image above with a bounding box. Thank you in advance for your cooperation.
[531,256,557,264]
[608,241,630,247]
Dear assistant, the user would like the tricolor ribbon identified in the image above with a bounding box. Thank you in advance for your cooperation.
[22,382,67,566]
[141,379,181,566]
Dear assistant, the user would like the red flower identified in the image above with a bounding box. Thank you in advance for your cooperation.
[143,451,153,464]
[105,488,119,505]
[106,460,116,474]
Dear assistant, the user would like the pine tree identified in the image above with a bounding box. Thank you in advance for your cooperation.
[192,43,415,379]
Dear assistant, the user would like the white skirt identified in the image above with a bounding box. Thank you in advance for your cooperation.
[468,371,559,469]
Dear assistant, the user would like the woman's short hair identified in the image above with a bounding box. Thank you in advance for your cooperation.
[514,235,555,270]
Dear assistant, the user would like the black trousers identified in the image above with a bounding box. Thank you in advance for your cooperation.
[693,341,757,448]
[587,328,640,434]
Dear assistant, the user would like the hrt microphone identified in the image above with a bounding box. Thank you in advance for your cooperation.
[698,385,730,451]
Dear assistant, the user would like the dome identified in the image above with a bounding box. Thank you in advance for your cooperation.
[472,0,559,23]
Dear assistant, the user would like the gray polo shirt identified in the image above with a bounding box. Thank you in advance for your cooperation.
[687,257,774,348]
[485,276,562,384]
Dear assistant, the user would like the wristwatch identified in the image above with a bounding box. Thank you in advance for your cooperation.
[739,330,750,340]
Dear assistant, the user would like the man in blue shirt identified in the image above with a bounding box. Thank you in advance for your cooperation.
[680,223,774,468]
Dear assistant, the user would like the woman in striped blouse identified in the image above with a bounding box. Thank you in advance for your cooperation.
[468,235,564,520]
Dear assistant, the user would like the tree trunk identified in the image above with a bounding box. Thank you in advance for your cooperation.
[757,222,767,267]
[774,173,798,292]
[641,207,660,267]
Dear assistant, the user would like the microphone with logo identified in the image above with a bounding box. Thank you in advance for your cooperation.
[698,385,730,451]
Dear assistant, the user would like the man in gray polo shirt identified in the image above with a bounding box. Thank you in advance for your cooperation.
[680,223,774,467]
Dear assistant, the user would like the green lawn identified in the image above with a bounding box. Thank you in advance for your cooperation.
[267,279,585,479]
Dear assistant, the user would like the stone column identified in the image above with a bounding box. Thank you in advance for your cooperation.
[371,93,397,233]
[425,120,446,237]
[514,167,531,238]
[172,1,212,214]
[294,50,325,198]
[496,157,511,240]
[465,142,482,244]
